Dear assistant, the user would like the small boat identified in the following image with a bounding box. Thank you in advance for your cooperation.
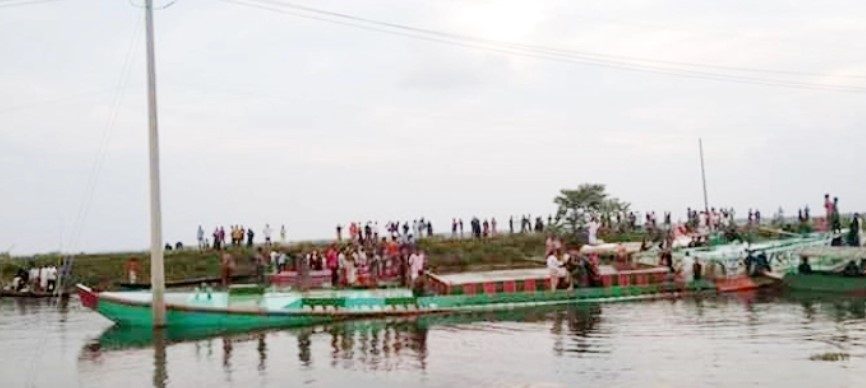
[781,247,866,295]
[77,264,715,328]
[0,289,70,298]
[782,273,866,296]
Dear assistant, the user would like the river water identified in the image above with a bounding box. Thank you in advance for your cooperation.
[1,292,864,388]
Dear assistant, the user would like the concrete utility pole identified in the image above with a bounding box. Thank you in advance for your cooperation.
[699,138,710,214]
[145,0,166,327]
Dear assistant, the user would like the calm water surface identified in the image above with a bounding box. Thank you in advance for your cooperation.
[1,292,864,388]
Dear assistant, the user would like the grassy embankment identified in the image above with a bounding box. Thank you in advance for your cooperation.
[0,224,812,291]
[1,233,566,290]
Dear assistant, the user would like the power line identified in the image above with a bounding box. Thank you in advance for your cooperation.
[242,0,866,80]
[0,89,114,115]
[218,0,866,93]
[66,14,143,252]
[0,0,62,9]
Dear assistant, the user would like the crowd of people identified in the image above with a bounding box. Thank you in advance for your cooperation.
[196,224,287,251]
[6,265,59,293]
[219,223,430,292]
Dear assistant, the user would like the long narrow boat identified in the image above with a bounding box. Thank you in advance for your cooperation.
[78,265,716,328]
[782,273,866,296]
[781,247,866,295]
[0,289,71,299]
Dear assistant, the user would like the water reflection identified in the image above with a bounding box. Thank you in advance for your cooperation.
[75,294,866,387]
[153,329,168,388]
[82,304,605,371]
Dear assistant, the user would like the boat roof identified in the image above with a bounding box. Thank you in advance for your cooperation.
[800,247,866,260]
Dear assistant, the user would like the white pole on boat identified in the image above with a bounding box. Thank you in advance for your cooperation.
[145,0,166,327]
[699,138,710,214]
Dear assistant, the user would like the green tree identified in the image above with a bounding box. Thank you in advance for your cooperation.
[554,184,607,235]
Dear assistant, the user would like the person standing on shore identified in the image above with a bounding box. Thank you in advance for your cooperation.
[509,216,514,234]
[491,218,497,236]
[246,228,255,248]
[263,224,273,247]
[336,224,342,241]
[280,224,287,245]
[452,219,457,238]
[197,225,204,250]
[459,218,464,238]
[427,221,433,238]
[213,227,221,250]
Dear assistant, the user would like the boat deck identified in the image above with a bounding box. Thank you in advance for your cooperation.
[431,265,668,286]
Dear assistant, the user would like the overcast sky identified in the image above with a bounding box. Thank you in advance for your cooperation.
[2,0,865,255]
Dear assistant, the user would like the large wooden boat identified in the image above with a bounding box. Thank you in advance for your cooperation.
[77,265,715,329]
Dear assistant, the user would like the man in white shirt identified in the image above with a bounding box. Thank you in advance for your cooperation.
[547,251,563,291]
[409,250,424,282]
[263,224,273,246]
[197,225,205,250]
[46,266,58,292]
[280,225,287,244]
[588,218,600,245]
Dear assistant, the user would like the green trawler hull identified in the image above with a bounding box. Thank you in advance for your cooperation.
[782,273,866,296]
[78,280,716,329]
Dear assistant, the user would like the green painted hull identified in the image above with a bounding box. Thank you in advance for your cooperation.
[97,297,334,328]
[78,280,716,329]
[783,273,866,295]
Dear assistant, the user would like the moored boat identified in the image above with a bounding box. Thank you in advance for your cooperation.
[782,273,866,296]
[0,289,70,299]
[781,247,866,295]
[77,265,716,328]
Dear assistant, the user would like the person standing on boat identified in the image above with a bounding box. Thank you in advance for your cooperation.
[409,249,424,283]
[831,197,842,234]
[326,246,339,287]
[547,249,564,291]
[847,213,862,246]
[588,217,600,246]
[824,193,833,221]
[221,252,236,288]
[692,258,703,281]
[345,251,357,286]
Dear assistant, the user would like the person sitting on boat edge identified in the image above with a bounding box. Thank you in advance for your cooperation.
[798,257,813,275]
[842,260,862,277]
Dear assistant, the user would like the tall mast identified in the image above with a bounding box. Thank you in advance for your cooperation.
[145,0,166,327]
[699,138,709,214]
